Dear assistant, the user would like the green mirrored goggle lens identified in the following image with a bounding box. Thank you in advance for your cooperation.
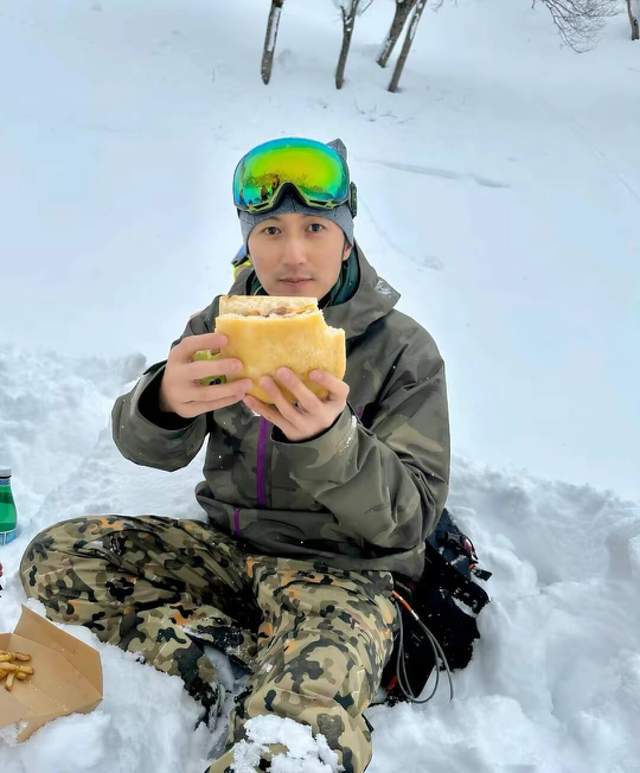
[233,138,350,213]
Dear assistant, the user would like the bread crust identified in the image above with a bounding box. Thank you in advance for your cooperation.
[214,296,346,404]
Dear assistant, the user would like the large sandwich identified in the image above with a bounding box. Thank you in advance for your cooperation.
[197,295,346,404]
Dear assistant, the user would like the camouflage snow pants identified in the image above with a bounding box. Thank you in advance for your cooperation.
[19,515,397,773]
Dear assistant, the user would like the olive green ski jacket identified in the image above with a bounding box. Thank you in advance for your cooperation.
[112,245,450,580]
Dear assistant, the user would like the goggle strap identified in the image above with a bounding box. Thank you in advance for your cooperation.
[349,181,358,218]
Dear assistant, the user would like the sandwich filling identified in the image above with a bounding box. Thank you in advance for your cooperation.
[222,307,317,320]
[218,296,319,320]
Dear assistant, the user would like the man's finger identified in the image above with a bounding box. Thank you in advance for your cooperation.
[274,368,321,413]
[186,379,252,403]
[175,332,229,361]
[309,370,349,401]
[179,393,248,418]
[259,377,300,424]
[243,395,294,435]
[186,358,244,381]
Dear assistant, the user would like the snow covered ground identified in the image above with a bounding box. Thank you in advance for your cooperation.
[2,347,638,772]
[1,1,639,771]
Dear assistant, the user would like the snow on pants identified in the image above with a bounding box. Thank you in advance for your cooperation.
[19,515,397,773]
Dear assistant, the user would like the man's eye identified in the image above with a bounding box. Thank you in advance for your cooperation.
[308,223,324,232]
[263,226,279,235]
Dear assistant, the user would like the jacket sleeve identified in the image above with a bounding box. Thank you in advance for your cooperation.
[271,329,450,551]
[111,302,217,472]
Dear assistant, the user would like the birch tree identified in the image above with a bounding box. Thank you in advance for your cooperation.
[261,0,286,85]
[627,0,640,40]
[377,0,418,68]
[333,0,374,89]
[388,0,429,93]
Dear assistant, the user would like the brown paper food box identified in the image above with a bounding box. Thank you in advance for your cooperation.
[0,605,103,741]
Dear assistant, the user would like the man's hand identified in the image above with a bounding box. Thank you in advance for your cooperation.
[158,332,253,419]
[243,368,349,442]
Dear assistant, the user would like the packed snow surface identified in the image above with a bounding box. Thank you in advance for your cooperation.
[1,1,639,771]
[1,346,638,771]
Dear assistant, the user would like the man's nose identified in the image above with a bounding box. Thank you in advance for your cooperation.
[281,235,308,264]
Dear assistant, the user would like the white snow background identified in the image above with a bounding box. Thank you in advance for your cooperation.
[1,0,639,771]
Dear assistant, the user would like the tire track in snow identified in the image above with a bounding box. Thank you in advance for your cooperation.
[359,156,511,190]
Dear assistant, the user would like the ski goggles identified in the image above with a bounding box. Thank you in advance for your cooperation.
[232,137,357,216]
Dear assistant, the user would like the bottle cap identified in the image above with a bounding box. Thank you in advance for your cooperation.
[0,468,11,477]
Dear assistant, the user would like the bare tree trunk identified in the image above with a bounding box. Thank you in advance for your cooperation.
[261,0,285,85]
[388,0,428,93]
[627,0,640,40]
[377,0,418,68]
[335,1,361,90]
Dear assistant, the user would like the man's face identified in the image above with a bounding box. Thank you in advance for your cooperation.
[247,212,351,299]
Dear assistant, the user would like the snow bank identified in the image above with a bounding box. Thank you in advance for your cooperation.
[1,346,638,772]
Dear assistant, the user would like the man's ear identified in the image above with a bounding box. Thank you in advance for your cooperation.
[342,239,351,260]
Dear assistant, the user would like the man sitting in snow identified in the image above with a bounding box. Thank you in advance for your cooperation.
[19,137,450,773]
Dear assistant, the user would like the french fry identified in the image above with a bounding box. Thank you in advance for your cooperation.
[0,650,35,689]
